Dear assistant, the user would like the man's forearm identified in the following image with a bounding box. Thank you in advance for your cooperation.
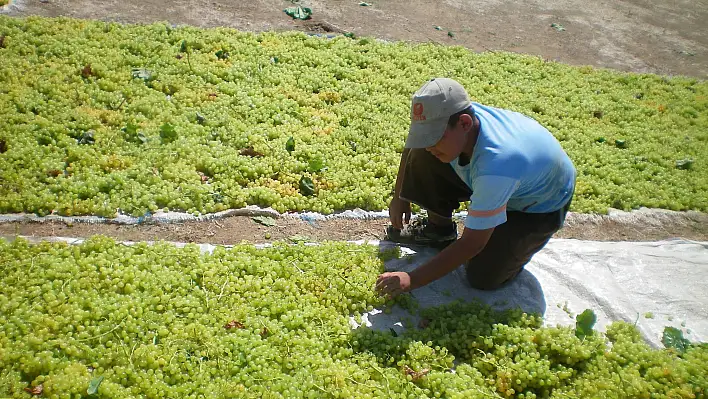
[408,237,484,290]
[394,148,411,198]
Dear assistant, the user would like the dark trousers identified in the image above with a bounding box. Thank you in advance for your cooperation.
[400,149,571,290]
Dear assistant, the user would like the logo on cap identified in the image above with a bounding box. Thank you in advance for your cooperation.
[412,103,426,121]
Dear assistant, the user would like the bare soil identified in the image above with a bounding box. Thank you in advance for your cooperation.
[1,0,706,243]
[2,211,707,245]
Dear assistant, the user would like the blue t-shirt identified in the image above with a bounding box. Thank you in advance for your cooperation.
[450,103,576,230]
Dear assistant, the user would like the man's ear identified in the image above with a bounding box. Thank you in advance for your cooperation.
[459,113,474,131]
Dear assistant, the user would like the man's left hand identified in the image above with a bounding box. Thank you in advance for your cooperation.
[375,272,412,298]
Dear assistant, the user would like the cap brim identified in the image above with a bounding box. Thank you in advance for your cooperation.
[404,118,448,149]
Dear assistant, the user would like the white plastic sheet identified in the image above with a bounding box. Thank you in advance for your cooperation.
[1,206,702,226]
[357,238,707,348]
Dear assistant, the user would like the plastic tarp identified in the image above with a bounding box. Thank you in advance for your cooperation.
[355,238,707,348]
[3,235,705,348]
[2,206,703,226]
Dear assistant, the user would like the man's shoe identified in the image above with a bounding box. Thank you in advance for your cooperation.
[385,217,457,249]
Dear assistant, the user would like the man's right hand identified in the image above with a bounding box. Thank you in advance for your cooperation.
[388,197,411,230]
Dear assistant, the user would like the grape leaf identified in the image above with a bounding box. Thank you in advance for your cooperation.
[122,123,138,136]
[159,123,178,143]
[299,176,315,196]
[87,376,104,395]
[662,327,691,353]
[286,137,295,153]
[215,49,229,60]
[615,139,627,148]
[211,191,224,203]
[551,23,566,31]
[289,235,310,243]
[308,156,326,172]
[123,123,147,144]
[284,6,312,20]
[78,130,95,145]
[179,40,188,53]
[575,309,596,339]
[131,68,153,82]
[252,216,276,227]
[676,159,694,170]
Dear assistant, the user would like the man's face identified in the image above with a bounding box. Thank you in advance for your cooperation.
[425,115,471,163]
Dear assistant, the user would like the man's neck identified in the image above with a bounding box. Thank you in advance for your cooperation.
[458,115,480,165]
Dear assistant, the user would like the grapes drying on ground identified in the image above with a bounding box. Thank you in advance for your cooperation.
[1,237,706,398]
[0,16,706,217]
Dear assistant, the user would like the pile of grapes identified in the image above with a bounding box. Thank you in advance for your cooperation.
[0,16,706,217]
[1,237,705,398]
[0,16,708,216]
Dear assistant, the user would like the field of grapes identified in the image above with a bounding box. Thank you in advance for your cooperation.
[0,16,706,218]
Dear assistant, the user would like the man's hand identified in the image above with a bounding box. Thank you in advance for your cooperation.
[375,272,412,298]
[388,198,411,230]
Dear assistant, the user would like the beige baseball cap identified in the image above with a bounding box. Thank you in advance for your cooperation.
[405,78,472,149]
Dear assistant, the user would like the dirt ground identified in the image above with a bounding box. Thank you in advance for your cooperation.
[1,0,706,243]
[2,210,708,245]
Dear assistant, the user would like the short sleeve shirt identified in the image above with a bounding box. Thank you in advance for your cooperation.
[450,103,576,230]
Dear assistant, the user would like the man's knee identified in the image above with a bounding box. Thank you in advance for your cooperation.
[467,275,506,291]
[466,263,524,291]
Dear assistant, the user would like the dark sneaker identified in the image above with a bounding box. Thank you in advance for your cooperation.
[385,217,458,249]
